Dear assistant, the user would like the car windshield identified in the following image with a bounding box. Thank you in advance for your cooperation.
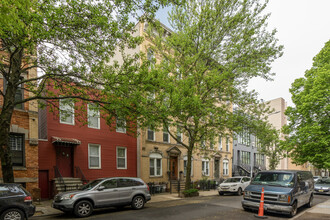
[224,178,241,183]
[80,179,103,191]
[316,179,330,184]
[252,173,294,187]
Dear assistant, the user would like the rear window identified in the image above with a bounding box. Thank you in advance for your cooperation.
[252,172,295,187]
[0,185,24,197]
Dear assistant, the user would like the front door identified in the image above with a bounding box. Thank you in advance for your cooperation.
[214,159,220,179]
[56,146,73,177]
[39,170,49,199]
[170,157,178,180]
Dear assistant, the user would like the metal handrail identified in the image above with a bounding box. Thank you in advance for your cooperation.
[75,166,88,184]
[54,166,66,191]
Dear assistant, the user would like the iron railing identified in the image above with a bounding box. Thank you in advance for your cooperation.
[75,166,88,184]
[54,166,66,191]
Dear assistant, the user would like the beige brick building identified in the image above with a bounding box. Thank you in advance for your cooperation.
[0,67,39,197]
[266,98,310,171]
[114,21,233,187]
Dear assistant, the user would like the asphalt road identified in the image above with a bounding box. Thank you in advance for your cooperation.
[31,194,330,220]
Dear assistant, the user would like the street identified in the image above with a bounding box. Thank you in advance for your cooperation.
[31,194,330,220]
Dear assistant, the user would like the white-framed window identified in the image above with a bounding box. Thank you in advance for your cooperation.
[226,137,229,152]
[116,147,127,169]
[87,104,100,129]
[88,144,101,169]
[147,127,155,141]
[202,159,210,176]
[218,136,222,151]
[147,48,155,69]
[10,133,25,166]
[59,99,74,125]
[183,156,193,176]
[177,126,182,143]
[116,117,126,133]
[150,153,162,176]
[223,159,229,176]
[163,126,170,143]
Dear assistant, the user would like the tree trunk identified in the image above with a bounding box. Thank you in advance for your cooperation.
[185,147,193,190]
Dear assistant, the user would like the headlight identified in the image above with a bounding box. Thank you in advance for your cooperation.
[62,194,76,200]
[231,184,237,187]
[278,194,290,203]
[244,191,251,198]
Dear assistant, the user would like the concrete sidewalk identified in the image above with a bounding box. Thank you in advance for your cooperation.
[33,190,218,217]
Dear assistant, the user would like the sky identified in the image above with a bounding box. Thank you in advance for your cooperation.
[155,0,330,107]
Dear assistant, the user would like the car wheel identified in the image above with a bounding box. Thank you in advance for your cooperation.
[0,208,24,220]
[131,195,145,210]
[306,195,313,208]
[237,188,242,196]
[289,201,297,217]
[74,200,93,218]
[219,192,224,196]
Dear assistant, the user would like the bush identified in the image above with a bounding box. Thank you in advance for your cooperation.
[183,188,199,197]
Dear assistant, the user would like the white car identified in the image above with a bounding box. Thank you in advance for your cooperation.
[218,176,251,196]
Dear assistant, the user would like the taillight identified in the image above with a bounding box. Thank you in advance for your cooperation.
[24,196,32,202]
[147,184,150,192]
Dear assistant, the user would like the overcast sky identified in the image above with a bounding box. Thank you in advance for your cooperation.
[156,0,330,107]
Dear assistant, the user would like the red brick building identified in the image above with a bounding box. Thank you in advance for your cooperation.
[38,86,137,199]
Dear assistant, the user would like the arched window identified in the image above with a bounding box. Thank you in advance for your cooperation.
[150,153,162,177]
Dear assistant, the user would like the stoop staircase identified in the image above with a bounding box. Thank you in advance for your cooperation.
[170,180,185,193]
[54,177,83,194]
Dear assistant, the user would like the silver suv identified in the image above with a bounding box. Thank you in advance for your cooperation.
[52,177,151,217]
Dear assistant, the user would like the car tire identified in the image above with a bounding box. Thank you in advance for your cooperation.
[289,201,298,217]
[237,188,242,196]
[131,195,145,210]
[74,200,93,218]
[219,192,224,196]
[306,195,313,208]
[0,208,24,220]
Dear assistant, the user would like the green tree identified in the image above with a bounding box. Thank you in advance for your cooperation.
[282,40,330,169]
[139,0,283,189]
[0,0,177,183]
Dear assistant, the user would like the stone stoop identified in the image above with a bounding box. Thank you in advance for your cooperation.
[170,180,185,193]
[54,177,83,194]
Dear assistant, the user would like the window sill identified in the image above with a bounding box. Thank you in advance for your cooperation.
[13,167,27,171]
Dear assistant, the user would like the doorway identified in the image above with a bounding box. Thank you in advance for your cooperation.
[39,170,49,199]
[214,158,220,179]
[169,156,178,180]
[56,146,73,177]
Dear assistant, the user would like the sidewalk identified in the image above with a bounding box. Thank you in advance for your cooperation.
[33,190,218,217]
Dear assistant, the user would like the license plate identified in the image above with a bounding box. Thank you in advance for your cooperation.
[222,189,228,191]
[319,190,324,192]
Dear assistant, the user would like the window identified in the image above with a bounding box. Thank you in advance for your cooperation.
[10,133,24,166]
[177,126,182,143]
[202,159,209,176]
[218,136,222,151]
[88,144,101,169]
[59,99,74,125]
[240,151,251,164]
[163,126,169,143]
[255,153,265,166]
[3,78,24,109]
[183,156,193,176]
[100,179,117,189]
[147,127,155,141]
[238,127,250,146]
[116,117,126,133]
[226,137,229,152]
[210,139,214,149]
[147,49,155,69]
[88,104,100,129]
[223,159,229,176]
[117,147,127,169]
[150,153,162,176]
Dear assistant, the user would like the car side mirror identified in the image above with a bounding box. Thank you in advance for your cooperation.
[97,185,106,191]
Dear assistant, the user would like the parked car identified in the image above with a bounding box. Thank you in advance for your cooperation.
[52,177,151,217]
[314,178,330,195]
[242,170,314,217]
[0,183,35,220]
[218,176,251,196]
[313,176,322,182]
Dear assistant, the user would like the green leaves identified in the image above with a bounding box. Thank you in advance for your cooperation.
[283,40,330,169]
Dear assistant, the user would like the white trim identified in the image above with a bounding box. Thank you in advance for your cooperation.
[87,104,100,129]
[149,153,162,177]
[116,117,126,133]
[88,144,101,169]
[147,127,155,141]
[116,146,127,169]
[223,159,229,176]
[202,159,210,176]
